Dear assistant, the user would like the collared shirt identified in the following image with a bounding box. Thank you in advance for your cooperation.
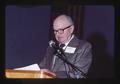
[62,34,74,50]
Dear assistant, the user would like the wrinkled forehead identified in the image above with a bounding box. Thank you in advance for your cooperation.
[53,15,72,30]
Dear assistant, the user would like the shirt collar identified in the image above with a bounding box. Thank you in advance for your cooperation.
[62,34,74,50]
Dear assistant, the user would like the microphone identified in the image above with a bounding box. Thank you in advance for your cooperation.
[49,40,58,49]
[49,40,65,55]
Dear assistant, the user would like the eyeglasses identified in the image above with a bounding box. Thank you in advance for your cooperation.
[54,25,72,34]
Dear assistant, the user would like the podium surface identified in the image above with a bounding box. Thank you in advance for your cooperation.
[5,69,56,78]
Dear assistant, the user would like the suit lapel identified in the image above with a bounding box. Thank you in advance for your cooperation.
[65,36,80,61]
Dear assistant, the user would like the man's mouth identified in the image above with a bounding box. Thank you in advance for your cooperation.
[58,37,62,40]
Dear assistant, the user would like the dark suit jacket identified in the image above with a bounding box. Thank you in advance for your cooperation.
[39,36,92,78]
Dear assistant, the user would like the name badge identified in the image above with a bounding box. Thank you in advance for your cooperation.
[65,46,76,53]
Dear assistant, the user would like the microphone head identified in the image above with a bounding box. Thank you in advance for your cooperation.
[49,40,55,48]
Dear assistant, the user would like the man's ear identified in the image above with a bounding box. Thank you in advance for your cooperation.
[70,25,74,34]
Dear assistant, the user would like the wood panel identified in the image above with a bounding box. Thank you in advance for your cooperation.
[5,69,56,78]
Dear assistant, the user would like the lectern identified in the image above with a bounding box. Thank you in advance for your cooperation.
[5,69,56,78]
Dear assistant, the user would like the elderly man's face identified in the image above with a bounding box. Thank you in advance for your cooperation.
[53,17,74,44]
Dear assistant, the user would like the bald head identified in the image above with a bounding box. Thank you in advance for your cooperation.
[53,15,74,30]
[52,14,74,44]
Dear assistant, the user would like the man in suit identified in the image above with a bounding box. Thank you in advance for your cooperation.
[39,14,92,78]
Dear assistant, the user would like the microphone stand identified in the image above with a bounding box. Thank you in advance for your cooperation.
[53,45,71,78]
[55,49,87,78]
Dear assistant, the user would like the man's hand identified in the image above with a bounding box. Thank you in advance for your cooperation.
[40,69,56,77]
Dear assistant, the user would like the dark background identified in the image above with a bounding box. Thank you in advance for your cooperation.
[5,5,114,78]
[5,5,50,68]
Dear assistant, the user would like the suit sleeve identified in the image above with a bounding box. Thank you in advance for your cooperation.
[39,46,53,69]
[69,42,92,78]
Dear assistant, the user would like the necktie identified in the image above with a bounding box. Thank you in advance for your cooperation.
[59,44,65,49]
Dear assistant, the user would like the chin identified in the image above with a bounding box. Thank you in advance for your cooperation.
[57,38,65,44]
[59,41,65,44]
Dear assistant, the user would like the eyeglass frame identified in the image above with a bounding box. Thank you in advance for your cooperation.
[53,24,73,34]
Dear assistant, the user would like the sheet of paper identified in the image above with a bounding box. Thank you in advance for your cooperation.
[14,63,40,71]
